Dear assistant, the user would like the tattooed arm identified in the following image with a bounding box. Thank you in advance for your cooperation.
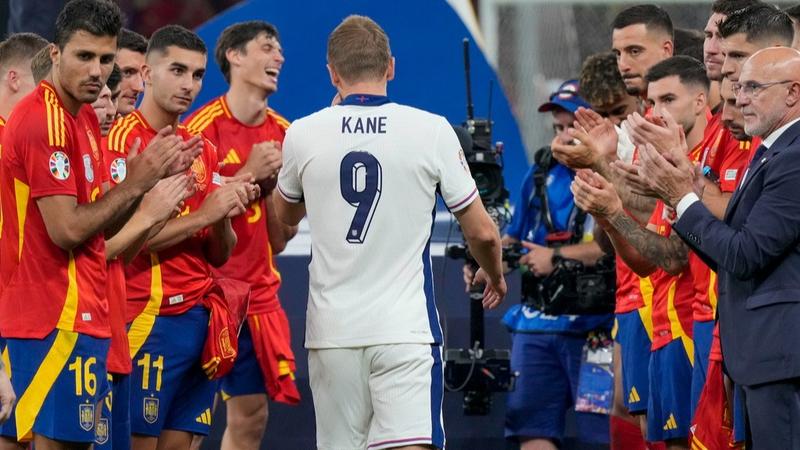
[571,170,689,276]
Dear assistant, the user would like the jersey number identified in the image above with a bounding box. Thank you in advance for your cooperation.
[68,356,97,396]
[339,151,382,244]
[137,353,164,392]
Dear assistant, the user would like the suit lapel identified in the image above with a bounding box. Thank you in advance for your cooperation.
[725,120,800,220]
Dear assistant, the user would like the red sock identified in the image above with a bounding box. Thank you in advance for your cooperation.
[610,415,647,450]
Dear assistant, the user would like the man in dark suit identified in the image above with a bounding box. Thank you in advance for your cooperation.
[636,46,800,449]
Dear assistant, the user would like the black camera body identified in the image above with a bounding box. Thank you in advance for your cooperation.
[522,255,616,316]
[443,347,515,415]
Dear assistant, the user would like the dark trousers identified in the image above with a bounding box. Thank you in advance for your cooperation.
[742,378,800,449]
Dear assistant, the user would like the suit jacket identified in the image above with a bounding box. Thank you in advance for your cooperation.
[674,119,800,386]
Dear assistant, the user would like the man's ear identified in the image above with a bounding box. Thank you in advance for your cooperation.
[385,56,395,81]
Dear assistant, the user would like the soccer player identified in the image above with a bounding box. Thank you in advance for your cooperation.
[275,15,505,450]
[106,24,259,450]
[0,1,198,448]
[116,28,148,117]
[30,45,53,84]
[612,4,674,99]
[184,20,299,450]
[573,56,713,450]
[91,65,119,136]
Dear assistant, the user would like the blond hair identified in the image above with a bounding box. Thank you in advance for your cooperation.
[327,15,391,84]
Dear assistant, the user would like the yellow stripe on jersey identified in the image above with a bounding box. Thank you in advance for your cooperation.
[637,276,655,341]
[708,271,718,315]
[55,253,79,330]
[128,253,164,359]
[185,100,223,135]
[267,108,290,129]
[44,88,66,147]
[266,236,281,282]
[14,179,29,261]
[666,279,694,365]
[109,113,141,154]
[15,330,79,442]
[691,435,710,450]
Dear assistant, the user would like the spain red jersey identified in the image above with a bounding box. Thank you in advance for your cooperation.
[106,110,221,320]
[184,96,289,314]
[97,134,132,374]
[647,201,694,352]
[702,111,753,194]
[0,81,109,339]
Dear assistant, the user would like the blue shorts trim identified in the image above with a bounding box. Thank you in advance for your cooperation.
[220,320,265,398]
[615,311,651,414]
[647,339,693,441]
[129,306,218,436]
[0,329,109,443]
[691,320,714,418]
[429,345,445,449]
[505,333,609,445]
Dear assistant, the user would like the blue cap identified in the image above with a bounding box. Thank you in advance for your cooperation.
[538,79,591,114]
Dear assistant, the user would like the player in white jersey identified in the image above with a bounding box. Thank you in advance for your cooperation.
[274,15,506,450]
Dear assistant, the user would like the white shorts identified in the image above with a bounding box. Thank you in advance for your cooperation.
[308,343,445,450]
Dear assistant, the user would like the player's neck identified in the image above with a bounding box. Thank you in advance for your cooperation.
[139,95,179,131]
[337,81,388,99]
[686,114,708,151]
[225,81,269,126]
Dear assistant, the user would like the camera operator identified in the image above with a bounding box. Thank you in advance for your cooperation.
[466,80,613,449]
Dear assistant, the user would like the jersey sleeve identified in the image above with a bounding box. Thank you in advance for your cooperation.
[434,119,478,213]
[21,114,79,199]
[709,132,752,193]
[276,126,303,203]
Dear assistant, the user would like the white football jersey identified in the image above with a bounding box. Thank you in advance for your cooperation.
[277,95,477,349]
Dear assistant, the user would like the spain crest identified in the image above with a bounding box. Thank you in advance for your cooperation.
[79,404,95,431]
[94,418,109,445]
[144,397,159,424]
[86,126,100,161]
[191,157,207,184]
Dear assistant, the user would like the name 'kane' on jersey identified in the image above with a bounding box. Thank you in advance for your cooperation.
[277,95,477,349]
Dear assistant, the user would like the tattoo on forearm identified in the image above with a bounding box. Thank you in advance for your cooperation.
[595,161,656,221]
[607,210,688,274]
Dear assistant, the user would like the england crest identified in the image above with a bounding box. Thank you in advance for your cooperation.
[94,418,109,444]
[79,404,95,431]
[143,397,159,424]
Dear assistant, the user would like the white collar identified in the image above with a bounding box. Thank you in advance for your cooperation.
[762,117,800,149]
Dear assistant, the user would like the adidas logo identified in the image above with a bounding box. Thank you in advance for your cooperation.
[223,149,241,165]
[195,408,212,426]
[663,413,678,431]
[628,387,640,403]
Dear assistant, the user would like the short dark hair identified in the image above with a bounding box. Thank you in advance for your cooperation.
[645,55,710,92]
[106,63,121,91]
[612,4,673,41]
[712,0,762,16]
[673,28,704,62]
[54,0,122,49]
[215,21,279,84]
[784,4,800,22]
[119,28,147,54]
[0,32,49,71]
[718,4,794,45]
[579,52,627,107]
[30,46,53,84]
[146,25,207,58]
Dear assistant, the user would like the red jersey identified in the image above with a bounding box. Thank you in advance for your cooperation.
[98,134,131,374]
[184,96,289,314]
[703,112,753,194]
[0,81,109,339]
[647,201,694,352]
[106,110,221,320]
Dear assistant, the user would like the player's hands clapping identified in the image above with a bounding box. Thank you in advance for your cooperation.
[200,173,260,222]
[241,141,282,183]
[140,173,195,224]
[571,169,624,218]
[472,268,507,309]
[124,126,204,194]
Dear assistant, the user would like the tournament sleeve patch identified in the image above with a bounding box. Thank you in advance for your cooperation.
[49,151,71,180]
[110,158,127,183]
[724,169,738,181]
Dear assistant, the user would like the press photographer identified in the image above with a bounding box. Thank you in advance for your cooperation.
[465,80,615,450]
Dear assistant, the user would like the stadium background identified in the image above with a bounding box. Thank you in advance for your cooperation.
[0,0,795,448]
